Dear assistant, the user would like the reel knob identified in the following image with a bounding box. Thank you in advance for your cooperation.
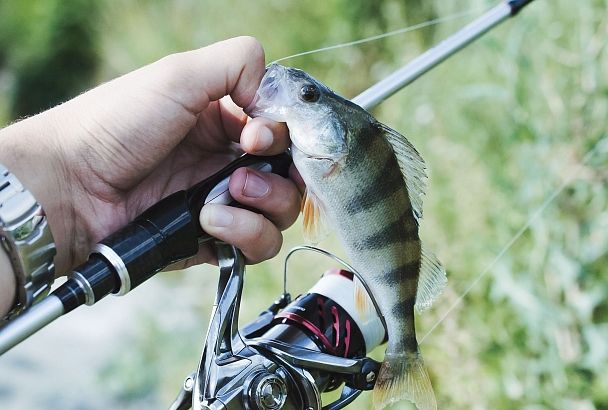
[247,372,288,410]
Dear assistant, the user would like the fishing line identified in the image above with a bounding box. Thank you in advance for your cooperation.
[420,137,608,344]
[273,7,485,63]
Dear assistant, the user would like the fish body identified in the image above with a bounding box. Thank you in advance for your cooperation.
[247,63,446,410]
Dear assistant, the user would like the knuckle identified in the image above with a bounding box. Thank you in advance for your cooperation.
[249,213,267,242]
[249,229,282,264]
[156,52,186,81]
[235,36,264,62]
[274,206,295,231]
[265,234,283,260]
[159,52,183,68]
[242,214,273,263]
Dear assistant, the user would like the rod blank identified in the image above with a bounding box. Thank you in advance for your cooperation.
[0,296,64,354]
[353,2,514,110]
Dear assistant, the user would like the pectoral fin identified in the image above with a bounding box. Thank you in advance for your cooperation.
[301,188,329,244]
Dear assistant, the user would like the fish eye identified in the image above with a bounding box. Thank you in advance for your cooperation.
[299,84,320,103]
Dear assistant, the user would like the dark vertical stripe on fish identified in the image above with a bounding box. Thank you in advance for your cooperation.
[350,122,381,156]
[340,124,409,215]
[343,165,404,215]
[391,297,418,351]
[391,296,416,315]
[379,261,421,284]
[355,207,418,250]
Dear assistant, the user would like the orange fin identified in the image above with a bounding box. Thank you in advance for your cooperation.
[372,350,437,410]
[301,188,328,244]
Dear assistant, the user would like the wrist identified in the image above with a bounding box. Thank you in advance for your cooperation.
[0,110,74,275]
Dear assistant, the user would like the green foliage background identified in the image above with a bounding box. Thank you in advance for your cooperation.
[1,0,607,409]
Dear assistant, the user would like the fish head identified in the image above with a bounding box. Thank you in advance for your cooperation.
[246,63,348,162]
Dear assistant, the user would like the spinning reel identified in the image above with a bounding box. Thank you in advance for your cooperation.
[169,244,387,410]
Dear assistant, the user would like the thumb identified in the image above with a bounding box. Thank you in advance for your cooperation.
[133,36,266,111]
[49,36,266,191]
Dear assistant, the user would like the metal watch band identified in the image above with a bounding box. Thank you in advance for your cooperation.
[0,163,56,321]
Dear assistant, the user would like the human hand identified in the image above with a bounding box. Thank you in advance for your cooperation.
[0,36,301,279]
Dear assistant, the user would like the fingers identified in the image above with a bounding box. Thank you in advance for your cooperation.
[199,167,301,263]
[229,167,301,229]
[240,117,290,155]
[214,97,290,153]
[58,37,268,193]
[189,94,290,154]
[200,96,290,152]
[289,165,306,194]
[200,205,282,264]
[214,96,250,144]
[160,37,288,155]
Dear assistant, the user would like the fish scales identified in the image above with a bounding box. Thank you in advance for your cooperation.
[312,125,421,348]
[247,63,446,410]
[354,208,418,251]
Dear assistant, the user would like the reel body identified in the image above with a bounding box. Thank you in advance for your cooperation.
[170,244,385,410]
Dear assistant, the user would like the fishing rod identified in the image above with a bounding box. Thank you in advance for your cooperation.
[353,0,535,108]
[0,2,536,398]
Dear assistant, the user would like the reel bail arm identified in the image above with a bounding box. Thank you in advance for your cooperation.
[192,243,249,408]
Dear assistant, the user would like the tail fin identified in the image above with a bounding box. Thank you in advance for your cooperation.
[372,350,436,410]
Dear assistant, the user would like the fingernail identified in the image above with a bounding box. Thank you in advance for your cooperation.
[203,205,234,227]
[256,127,273,151]
[242,170,270,198]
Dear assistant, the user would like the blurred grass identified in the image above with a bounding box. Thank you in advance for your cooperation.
[1,0,607,409]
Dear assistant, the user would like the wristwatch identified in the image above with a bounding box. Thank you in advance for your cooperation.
[0,163,56,321]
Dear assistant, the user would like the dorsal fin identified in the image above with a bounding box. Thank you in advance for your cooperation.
[301,188,329,244]
[415,244,447,314]
[377,123,427,222]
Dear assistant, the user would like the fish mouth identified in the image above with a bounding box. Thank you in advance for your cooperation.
[259,64,283,100]
[245,63,288,119]
[291,141,344,163]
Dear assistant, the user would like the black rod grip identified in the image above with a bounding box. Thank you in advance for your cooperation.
[100,153,292,290]
[53,278,87,313]
[101,190,199,290]
[53,255,118,312]
[52,153,293,311]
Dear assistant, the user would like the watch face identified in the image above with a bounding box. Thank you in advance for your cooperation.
[13,215,44,241]
[14,220,34,241]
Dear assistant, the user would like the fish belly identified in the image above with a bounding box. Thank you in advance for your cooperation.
[320,146,421,354]
[337,190,420,354]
